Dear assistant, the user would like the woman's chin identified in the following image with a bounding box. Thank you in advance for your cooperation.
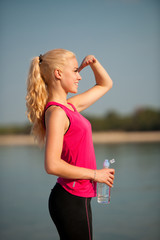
[70,89,78,94]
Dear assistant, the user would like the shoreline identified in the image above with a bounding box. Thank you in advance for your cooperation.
[0,131,160,146]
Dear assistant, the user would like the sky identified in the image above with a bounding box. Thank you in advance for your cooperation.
[0,0,159,124]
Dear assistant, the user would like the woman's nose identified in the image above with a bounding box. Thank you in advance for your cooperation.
[78,72,82,80]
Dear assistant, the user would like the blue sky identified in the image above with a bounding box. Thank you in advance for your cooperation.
[0,0,159,124]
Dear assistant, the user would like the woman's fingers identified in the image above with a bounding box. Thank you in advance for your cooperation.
[105,169,115,186]
[107,181,113,188]
[108,169,115,187]
[109,173,115,180]
[78,55,96,72]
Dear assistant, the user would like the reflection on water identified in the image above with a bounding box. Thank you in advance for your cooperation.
[0,143,160,240]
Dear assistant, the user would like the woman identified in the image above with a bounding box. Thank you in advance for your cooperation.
[26,49,115,240]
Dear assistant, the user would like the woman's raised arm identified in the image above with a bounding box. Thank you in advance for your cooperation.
[68,55,113,112]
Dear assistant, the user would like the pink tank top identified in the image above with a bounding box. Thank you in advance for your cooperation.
[45,101,97,198]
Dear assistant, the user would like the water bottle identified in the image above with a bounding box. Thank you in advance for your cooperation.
[97,159,115,204]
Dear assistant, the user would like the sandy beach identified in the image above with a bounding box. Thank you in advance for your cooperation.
[0,131,160,146]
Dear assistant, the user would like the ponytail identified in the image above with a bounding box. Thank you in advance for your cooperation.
[26,49,75,146]
[26,57,48,146]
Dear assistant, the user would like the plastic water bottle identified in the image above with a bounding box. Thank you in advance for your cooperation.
[97,159,115,204]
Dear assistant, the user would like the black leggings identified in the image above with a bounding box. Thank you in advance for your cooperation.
[48,183,93,240]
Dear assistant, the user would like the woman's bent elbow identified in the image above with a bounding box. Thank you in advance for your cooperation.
[104,80,113,93]
[109,79,113,89]
[45,163,57,175]
[45,167,52,174]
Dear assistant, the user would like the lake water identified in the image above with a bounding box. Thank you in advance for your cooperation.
[0,143,160,240]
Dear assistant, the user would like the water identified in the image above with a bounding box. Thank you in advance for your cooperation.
[0,143,160,240]
[97,183,110,204]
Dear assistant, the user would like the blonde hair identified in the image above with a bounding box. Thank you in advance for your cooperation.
[26,49,75,146]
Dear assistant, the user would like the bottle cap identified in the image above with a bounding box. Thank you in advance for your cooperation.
[110,159,115,164]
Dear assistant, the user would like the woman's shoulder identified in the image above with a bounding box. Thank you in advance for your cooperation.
[45,105,68,125]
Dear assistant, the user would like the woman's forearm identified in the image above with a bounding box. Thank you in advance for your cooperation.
[45,157,115,187]
[45,157,95,180]
[90,59,113,89]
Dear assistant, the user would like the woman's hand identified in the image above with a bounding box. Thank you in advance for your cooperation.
[78,55,96,72]
[95,168,115,188]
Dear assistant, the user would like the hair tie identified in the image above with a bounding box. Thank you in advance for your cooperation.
[39,54,43,64]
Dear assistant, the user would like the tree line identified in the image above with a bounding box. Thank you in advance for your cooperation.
[0,107,160,135]
[86,107,160,132]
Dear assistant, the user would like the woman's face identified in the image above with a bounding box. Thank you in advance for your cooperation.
[60,57,82,94]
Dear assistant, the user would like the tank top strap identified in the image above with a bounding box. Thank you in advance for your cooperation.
[44,102,64,112]
[44,101,77,113]
[67,102,77,112]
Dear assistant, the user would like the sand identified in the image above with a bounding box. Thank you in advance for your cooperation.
[0,131,160,146]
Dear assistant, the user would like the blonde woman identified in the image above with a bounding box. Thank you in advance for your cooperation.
[26,49,115,240]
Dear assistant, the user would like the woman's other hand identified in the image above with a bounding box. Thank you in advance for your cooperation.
[95,168,115,188]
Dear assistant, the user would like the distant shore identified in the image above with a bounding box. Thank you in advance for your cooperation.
[0,131,160,146]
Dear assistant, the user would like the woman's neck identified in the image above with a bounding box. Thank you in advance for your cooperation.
[47,90,68,105]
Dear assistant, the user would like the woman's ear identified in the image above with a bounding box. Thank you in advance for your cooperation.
[54,69,62,80]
